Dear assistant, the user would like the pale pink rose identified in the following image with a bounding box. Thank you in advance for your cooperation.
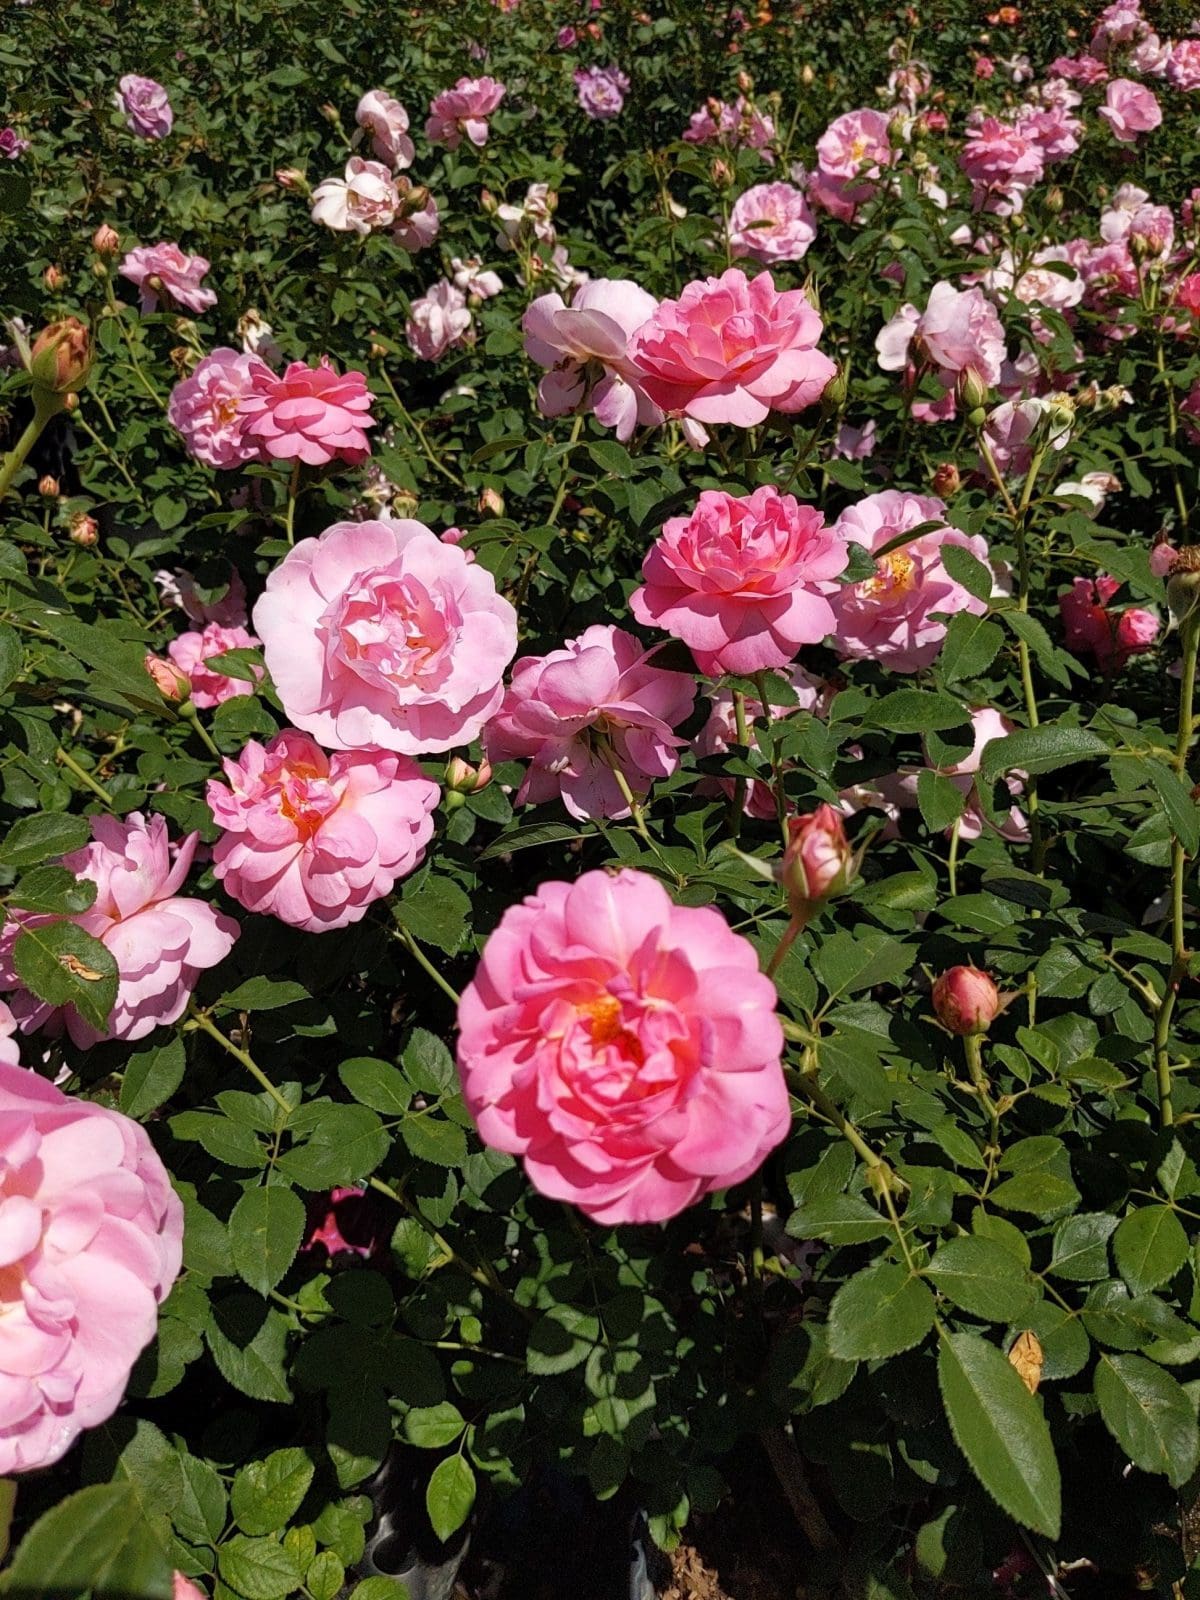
[876,281,1005,391]
[834,419,877,459]
[237,358,374,466]
[1049,53,1110,83]
[1167,39,1200,90]
[494,182,557,251]
[574,65,629,119]
[815,109,893,179]
[1099,79,1162,142]
[628,267,836,427]
[979,397,1070,479]
[168,348,267,469]
[355,89,414,169]
[1131,33,1171,75]
[959,114,1045,210]
[1013,101,1082,162]
[174,1577,206,1600]
[426,76,506,149]
[451,257,503,301]
[1126,203,1174,261]
[392,188,440,253]
[1099,181,1150,240]
[682,96,775,153]
[167,622,262,709]
[155,567,248,628]
[0,1001,20,1067]
[630,487,846,676]
[1060,575,1158,672]
[208,730,439,932]
[484,625,695,820]
[119,243,217,315]
[116,74,173,139]
[983,246,1083,311]
[405,280,473,361]
[456,868,788,1224]
[0,1063,182,1473]
[1089,1,1147,54]
[253,518,518,754]
[924,706,1028,843]
[523,278,662,441]
[1150,541,1178,578]
[826,490,991,672]
[1055,471,1120,517]
[888,61,932,107]
[0,813,238,1048]
[311,158,399,235]
[728,182,816,263]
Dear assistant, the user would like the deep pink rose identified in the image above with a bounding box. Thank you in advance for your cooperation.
[826,490,991,672]
[355,89,414,169]
[627,267,836,427]
[0,814,238,1048]
[119,243,217,315]
[426,76,506,149]
[253,518,518,754]
[1098,79,1162,142]
[0,1063,182,1473]
[406,280,472,361]
[168,348,268,469]
[208,729,439,932]
[237,358,375,466]
[116,74,173,139]
[456,868,789,1224]
[815,109,893,180]
[167,621,262,709]
[523,278,662,441]
[574,65,629,119]
[728,183,817,264]
[1060,576,1159,672]
[0,129,30,160]
[483,624,695,821]
[630,487,847,676]
[959,114,1044,210]
[1049,53,1109,84]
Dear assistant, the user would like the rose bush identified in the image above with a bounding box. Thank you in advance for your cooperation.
[4,0,1200,1595]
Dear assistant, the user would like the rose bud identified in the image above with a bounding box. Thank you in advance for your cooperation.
[932,461,961,497]
[777,804,857,924]
[957,368,990,416]
[37,475,60,498]
[478,486,505,518]
[144,653,188,701]
[445,755,493,794]
[69,512,99,547]
[275,167,310,196]
[819,363,847,415]
[800,64,815,84]
[932,966,1002,1035]
[92,223,121,256]
[29,317,92,395]
[43,265,66,292]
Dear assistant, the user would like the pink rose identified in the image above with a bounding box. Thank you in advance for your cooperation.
[779,803,856,920]
[0,128,30,160]
[237,358,374,466]
[1167,40,1200,90]
[253,518,518,754]
[523,278,662,441]
[168,348,267,469]
[1060,575,1158,672]
[302,1186,388,1260]
[628,267,836,427]
[1049,53,1109,84]
[116,74,173,139]
[727,182,817,264]
[208,730,439,932]
[932,966,1003,1035]
[1014,100,1082,162]
[119,243,217,315]
[876,281,1005,391]
[355,89,414,169]
[0,814,238,1048]
[574,65,630,119]
[167,621,262,709]
[0,1063,182,1473]
[1099,79,1162,142]
[959,114,1045,210]
[451,257,503,302]
[826,490,991,673]
[155,567,248,628]
[834,419,877,459]
[683,96,775,152]
[630,487,846,676]
[925,706,1028,843]
[695,666,832,819]
[456,868,789,1224]
[979,397,1069,480]
[311,158,400,234]
[815,109,893,180]
[483,624,695,821]
[406,280,472,361]
[804,166,878,224]
[174,1577,207,1600]
[426,76,506,149]
[393,186,440,253]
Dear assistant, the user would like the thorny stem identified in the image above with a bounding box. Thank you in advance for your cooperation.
[55,745,111,804]
[186,1007,292,1113]
[963,1033,1000,1151]
[395,924,461,1006]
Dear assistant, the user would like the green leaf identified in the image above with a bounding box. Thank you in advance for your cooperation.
[827,1263,936,1360]
[926,1237,1038,1322]
[340,1057,410,1115]
[941,543,994,602]
[278,1104,390,1189]
[218,977,311,1012]
[230,1186,306,1297]
[12,919,118,1032]
[1095,1353,1200,1487]
[0,1482,173,1598]
[916,770,967,833]
[478,820,583,860]
[217,1534,304,1599]
[787,1195,892,1246]
[938,614,1003,683]
[0,624,21,695]
[8,864,98,915]
[1114,1207,1190,1295]
[980,726,1107,787]
[402,1027,457,1095]
[120,1037,186,1118]
[425,1455,476,1542]
[232,1447,316,1536]
[174,1452,228,1546]
[350,1582,413,1600]
[308,1550,346,1600]
[1048,1213,1118,1282]
[1145,760,1200,856]
[404,1402,466,1448]
[394,873,471,954]
[207,1296,294,1403]
[0,810,91,867]
[937,1331,1061,1538]
[812,930,916,1003]
[865,689,969,734]
[400,1112,467,1167]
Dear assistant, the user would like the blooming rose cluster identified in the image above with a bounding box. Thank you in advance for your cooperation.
[682,95,775,153]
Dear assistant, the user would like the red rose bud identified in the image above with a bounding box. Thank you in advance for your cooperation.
[777,804,856,922]
[932,966,1002,1035]
[92,223,120,256]
[29,317,92,395]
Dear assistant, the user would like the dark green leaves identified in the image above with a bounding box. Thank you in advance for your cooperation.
[827,1263,936,1359]
[0,811,91,867]
[12,919,117,1031]
[981,726,1107,786]
[1095,1354,1200,1486]
[229,1186,306,1296]
[865,689,969,734]
[1113,1207,1189,1294]
[926,1238,1037,1322]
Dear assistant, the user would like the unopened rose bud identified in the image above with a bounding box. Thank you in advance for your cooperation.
[958,369,990,415]
[445,755,493,794]
[736,70,753,93]
[818,365,847,416]
[319,102,341,125]
[711,158,734,189]
[368,340,387,361]
[924,108,948,132]
[43,265,66,293]
[1042,393,1075,434]
[800,63,815,85]
[480,188,499,215]
[401,183,431,215]
[37,475,60,498]
[478,486,505,517]
[29,317,92,396]
[1167,546,1200,625]
[392,490,421,518]
[92,223,120,256]
[932,461,961,497]
[1044,186,1064,215]
[777,804,856,924]
[276,167,310,196]
[144,653,187,701]
[68,512,99,547]
[932,966,1002,1035]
